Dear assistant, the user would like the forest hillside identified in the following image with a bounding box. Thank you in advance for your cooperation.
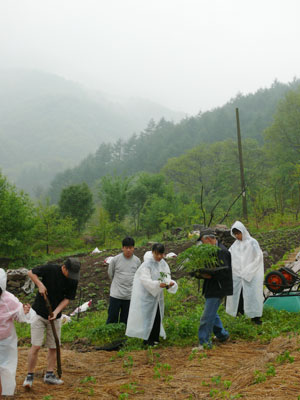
[48,79,300,203]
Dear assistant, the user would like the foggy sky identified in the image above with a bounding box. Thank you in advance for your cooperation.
[1,0,300,114]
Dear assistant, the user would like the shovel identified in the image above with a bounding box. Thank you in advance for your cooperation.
[43,294,62,378]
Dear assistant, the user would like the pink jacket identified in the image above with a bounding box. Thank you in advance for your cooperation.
[0,291,23,340]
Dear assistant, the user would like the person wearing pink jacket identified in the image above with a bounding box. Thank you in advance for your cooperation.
[0,268,36,397]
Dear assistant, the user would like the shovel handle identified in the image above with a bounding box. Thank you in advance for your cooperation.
[43,294,62,378]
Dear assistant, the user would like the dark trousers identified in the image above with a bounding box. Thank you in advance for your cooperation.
[106,296,130,324]
[238,289,244,315]
[144,305,161,345]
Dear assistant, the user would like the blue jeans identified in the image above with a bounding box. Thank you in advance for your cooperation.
[198,297,229,346]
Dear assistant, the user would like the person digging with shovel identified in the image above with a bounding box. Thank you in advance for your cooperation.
[23,258,80,388]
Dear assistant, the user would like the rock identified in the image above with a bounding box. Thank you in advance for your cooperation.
[6,268,35,294]
[214,224,228,230]
[193,224,205,231]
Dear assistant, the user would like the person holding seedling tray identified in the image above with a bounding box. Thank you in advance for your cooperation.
[178,228,233,350]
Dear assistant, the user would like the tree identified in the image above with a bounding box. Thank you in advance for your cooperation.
[0,172,36,258]
[127,173,166,232]
[264,87,300,217]
[99,176,131,222]
[33,202,77,254]
[59,183,94,231]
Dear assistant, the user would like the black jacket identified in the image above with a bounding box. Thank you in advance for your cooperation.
[202,242,233,298]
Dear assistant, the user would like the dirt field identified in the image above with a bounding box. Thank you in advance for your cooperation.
[14,335,300,399]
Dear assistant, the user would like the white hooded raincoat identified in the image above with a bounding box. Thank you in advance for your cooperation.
[126,252,178,340]
[226,221,264,318]
[0,269,36,395]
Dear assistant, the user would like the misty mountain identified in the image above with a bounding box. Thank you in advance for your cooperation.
[0,69,185,194]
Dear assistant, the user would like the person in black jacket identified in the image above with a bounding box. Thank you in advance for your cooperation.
[193,228,233,350]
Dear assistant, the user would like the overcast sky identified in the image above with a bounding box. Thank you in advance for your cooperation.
[0,0,300,114]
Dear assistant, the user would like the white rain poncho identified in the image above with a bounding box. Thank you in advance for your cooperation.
[226,221,264,318]
[126,251,178,340]
[0,269,36,396]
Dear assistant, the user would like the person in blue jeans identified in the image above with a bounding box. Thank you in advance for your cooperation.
[193,228,233,350]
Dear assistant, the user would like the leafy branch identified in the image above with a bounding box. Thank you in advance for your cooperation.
[177,244,219,273]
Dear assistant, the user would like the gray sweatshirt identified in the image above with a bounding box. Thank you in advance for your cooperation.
[108,253,141,300]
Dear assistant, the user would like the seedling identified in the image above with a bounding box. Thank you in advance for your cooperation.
[266,363,276,376]
[276,350,294,364]
[123,355,134,374]
[80,375,96,384]
[253,370,266,384]
[158,271,170,283]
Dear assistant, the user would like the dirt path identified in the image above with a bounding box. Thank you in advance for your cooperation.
[15,335,300,399]
[284,247,300,265]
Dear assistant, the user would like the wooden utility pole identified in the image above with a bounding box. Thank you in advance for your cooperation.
[235,108,248,221]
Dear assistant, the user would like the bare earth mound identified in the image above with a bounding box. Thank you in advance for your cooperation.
[15,336,300,399]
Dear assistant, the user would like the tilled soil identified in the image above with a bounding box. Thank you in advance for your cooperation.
[15,336,300,399]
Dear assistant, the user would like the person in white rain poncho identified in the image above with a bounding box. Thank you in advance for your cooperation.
[0,269,36,396]
[226,221,264,325]
[126,243,178,346]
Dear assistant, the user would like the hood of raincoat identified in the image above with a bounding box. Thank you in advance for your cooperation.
[143,251,153,261]
[0,268,7,292]
[230,221,251,241]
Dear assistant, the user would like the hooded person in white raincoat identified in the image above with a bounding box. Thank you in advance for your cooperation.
[226,221,264,324]
[126,243,178,346]
[0,269,36,396]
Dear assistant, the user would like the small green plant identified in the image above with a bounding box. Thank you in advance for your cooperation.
[188,349,197,360]
[209,388,219,397]
[158,271,170,283]
[120,382,145,396]
[123,355,134,374]
[147,347,154,363]
[153,362,172,382]
[80,375,96,384]
[266,363,276,376]
[276,350,294,364]
[198,352,208,360]
[119,393,129,400]
[253,370,266,384]
[223,380,232,389]
[42,396,53,400]
[96,299,107,311]
[211,375,221,385]
[120,382,138,393]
